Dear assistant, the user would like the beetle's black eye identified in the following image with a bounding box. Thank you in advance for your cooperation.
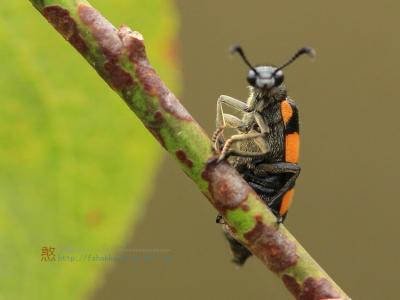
[247,71,257,86]
[274,71,284,87]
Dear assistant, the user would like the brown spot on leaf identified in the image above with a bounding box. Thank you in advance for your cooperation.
[86,210,102,227]
[165,37,180,66]
[299,278,341,300]
[244,217,298,273]
[202,161,252,212]
[43,6,88,54]
[78,4,133,90]
[118,26,192,121]
[282,275,302,298]
[176,150,193,169]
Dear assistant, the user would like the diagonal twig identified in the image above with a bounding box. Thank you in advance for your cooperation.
[28,1,351,299]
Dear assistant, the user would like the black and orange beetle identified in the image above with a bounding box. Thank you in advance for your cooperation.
[212,46,315,264]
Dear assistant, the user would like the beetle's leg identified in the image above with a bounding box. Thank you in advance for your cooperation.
[276,215,285,224]
[211,127,224,150]
[217,95,250,115]
[218,132,269,162]
[254,162,301,207]
[212,95,251,151]
[254,111,270,134]
[216,214,225,224]
[215,95,249,131]
[212,114,245,151]
[218,111,270,161]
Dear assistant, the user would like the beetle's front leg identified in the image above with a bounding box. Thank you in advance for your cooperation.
[217,111,270,161]
[217,132,269,162]
[212,95,250,152]
[212,114,245,152]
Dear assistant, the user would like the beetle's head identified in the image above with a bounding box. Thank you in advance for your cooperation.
[231,45,315,91]
[247,65,283,90]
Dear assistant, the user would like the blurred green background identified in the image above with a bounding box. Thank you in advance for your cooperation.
[1,0,400,299]
[0,1,178,299]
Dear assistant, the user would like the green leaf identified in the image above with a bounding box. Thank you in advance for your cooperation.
[0,1,179,299]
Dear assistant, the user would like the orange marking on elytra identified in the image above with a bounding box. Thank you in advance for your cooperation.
[281,100,293,125]
[285,133,300,163]
[279,189,295,215]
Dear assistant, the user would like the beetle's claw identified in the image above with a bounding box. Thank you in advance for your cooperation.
[216,153,227,163]
[216,214,225,224]
[207,151,230,165]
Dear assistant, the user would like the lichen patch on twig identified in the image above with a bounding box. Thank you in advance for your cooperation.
[78,4,121,57]
[202,161,252,212]
[120,26,192,121]
[78,4,134,90]
[244,216,298,272]
[43,6,88,54]
[176,150,193,169]
[282,275,343,300]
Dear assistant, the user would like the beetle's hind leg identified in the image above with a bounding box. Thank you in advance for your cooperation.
[254,162,300,203]
[254,162,300,222]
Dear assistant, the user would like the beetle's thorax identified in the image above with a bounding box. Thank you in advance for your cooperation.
[247,85,287,111]
[231,99,286,170]
[233,87,287,171]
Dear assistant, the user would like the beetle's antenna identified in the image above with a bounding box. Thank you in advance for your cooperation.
[273,47,316,76]
[230,45,260,76]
